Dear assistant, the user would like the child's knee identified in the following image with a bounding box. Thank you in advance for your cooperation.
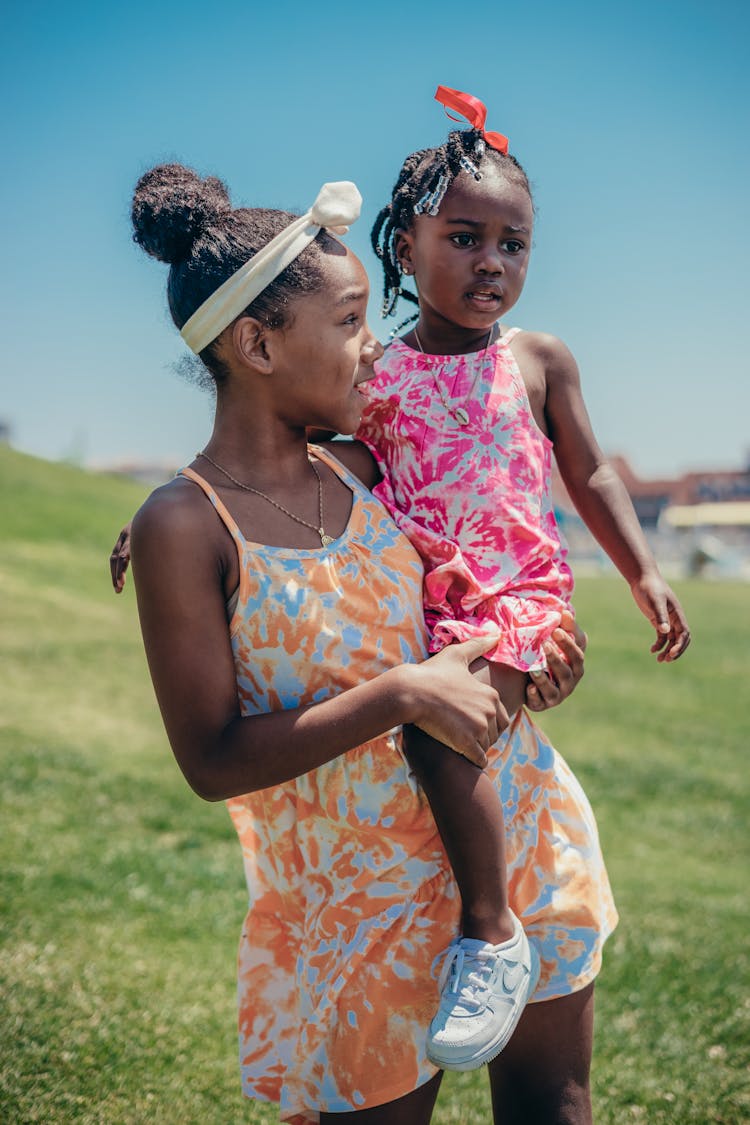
[402,725,477,783]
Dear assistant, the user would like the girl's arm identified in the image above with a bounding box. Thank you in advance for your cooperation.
[130,486,506,802]
[536,334,690,661]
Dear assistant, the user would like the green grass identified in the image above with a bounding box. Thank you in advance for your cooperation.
[1,444,748,1124]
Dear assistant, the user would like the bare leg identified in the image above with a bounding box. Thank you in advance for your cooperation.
[403,661,527,944]
[488,984,595,1125]
[320,1070,442,1124]
[404,728,513,942]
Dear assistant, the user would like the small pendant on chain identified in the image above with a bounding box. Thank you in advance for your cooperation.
[319,530,335,547]
[453,407,470,425]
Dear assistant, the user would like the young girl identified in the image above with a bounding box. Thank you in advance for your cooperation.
[355,86,690,1073]
[114,159,613,1124]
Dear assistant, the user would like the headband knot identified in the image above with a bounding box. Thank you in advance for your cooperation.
[434,85,509,154]
[180,180,361,354]
[309,180,362,233]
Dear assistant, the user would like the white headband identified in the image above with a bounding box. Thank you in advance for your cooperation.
[179,180,362,354]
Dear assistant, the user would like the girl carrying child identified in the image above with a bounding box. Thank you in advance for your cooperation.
[115,150,613,1122]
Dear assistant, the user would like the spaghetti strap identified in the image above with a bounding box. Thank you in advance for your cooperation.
[499,326,522,345]
[308,442,367,498]
[177,465,247,546]
[179,449,365,555]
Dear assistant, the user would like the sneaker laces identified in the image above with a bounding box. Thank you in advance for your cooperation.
[435,944,496,1016]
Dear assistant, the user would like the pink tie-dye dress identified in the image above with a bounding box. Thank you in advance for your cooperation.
[357,328,574,672]
[178,447,616,1124]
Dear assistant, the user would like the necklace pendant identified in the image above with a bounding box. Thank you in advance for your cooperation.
[319,530,335,547]
[453,406,470,426]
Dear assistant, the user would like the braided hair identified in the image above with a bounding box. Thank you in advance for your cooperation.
[371,128,532,327]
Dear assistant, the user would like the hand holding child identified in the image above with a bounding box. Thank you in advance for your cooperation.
[410,634,509,767]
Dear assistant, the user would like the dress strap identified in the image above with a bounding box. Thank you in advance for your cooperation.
[179,450,362,542]
[177,465,247,547]
[499,326,522,345]
[308,442,368,498]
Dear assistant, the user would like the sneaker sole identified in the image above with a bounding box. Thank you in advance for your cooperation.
[425,945,541,1072]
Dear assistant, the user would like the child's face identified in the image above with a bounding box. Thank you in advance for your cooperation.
[397,167,533,339]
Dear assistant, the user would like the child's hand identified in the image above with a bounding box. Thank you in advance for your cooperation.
[109,523,133,593]
[630,573,690,662]
[525,611,587,712]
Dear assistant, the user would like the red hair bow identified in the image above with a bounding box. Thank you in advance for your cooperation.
[434,85,509,154]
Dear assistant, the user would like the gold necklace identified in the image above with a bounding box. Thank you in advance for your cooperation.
[195,450,335,547]
[413,326,494,426]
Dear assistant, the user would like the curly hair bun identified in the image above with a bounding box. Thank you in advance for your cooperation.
[131,163,231,265]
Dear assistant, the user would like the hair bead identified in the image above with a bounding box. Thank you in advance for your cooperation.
[459,155,482,181]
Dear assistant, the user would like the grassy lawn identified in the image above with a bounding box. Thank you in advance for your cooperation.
[1,445,748,1123]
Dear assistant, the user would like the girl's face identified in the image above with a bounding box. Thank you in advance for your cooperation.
[397,167,534,346]
[272,247,382,435]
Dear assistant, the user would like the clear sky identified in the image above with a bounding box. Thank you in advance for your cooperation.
[2,0,748,477]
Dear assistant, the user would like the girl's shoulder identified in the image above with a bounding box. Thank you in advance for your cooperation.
[130,471,244,605]
[132,472,224,552]
[508,330,581,384]
[509,329,573,364]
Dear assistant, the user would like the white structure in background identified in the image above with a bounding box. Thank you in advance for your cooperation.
[660,502,750,579]
[551,455,750,580]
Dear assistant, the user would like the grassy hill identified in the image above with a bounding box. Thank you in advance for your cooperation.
[1,445,748,1123]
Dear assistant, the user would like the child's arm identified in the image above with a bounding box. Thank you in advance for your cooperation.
[534,334,690,662]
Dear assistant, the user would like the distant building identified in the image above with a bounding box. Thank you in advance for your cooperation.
[550,454,750,579]
[608,456,750,527]
[551,455,750,529]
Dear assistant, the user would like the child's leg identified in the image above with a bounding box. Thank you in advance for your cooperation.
[404,663,539,1071]
[403,661,527,944]
[404,727,515,943]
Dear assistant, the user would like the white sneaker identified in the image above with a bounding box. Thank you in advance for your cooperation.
[426,912,540,1071]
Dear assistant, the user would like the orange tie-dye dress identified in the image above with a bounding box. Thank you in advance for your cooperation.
[179,449,617,1125]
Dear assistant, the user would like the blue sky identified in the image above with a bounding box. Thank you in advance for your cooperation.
[2,0,748,476]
